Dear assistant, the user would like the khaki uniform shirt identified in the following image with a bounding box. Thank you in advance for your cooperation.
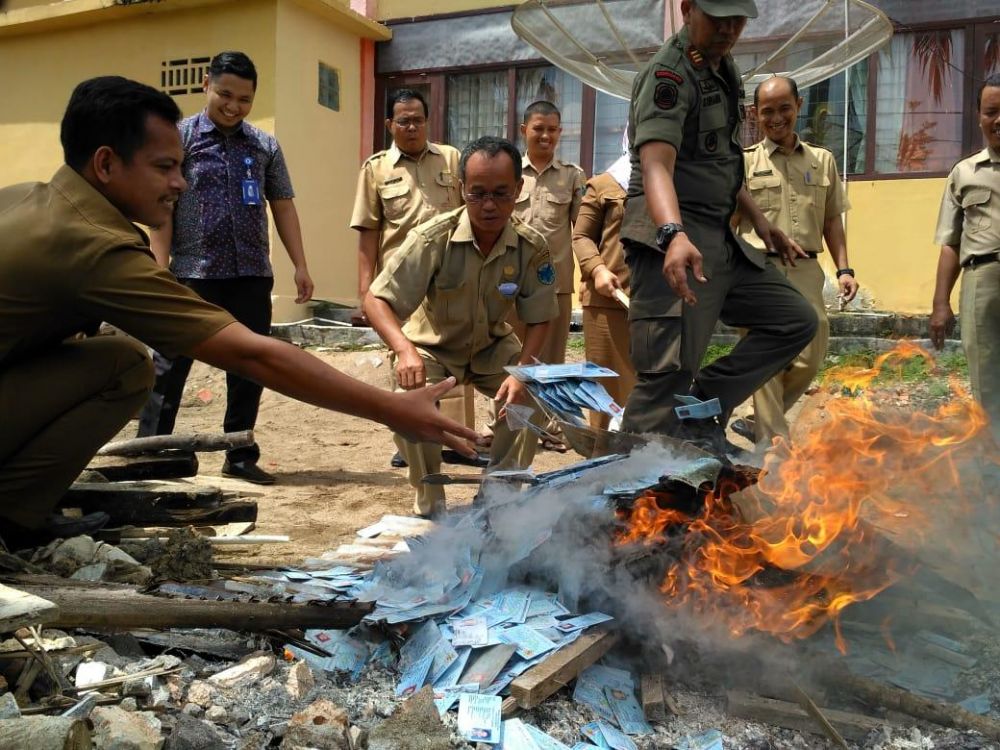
[350,141,462,267]
[0,166,235,370]
[513,155,586,293]
[369,207,558,378]
[934,147,1000,264]
[621,26,760,318]
[572,172,630,309]
[738,136,850,253]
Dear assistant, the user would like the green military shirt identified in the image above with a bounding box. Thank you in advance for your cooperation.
[0,166,235,370]
[934,147,1000,264]
[621,26,761,318]
[368,206,558,378]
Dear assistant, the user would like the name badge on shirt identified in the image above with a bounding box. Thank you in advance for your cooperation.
[242,157,261,205]
[498,282,519,298]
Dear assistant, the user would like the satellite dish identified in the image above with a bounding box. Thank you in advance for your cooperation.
[510,0,893,100]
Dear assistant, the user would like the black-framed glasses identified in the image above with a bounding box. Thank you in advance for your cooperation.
[392,117,427,129]
[464,190,516,204]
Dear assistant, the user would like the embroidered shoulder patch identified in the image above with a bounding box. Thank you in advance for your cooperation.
[654,82,679,110]
[655,69,684,85]
[537,261,556,285]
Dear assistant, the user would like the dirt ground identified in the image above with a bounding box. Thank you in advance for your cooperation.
[109,347,582,565]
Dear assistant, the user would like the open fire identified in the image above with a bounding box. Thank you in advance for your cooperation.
[615,342,992,652]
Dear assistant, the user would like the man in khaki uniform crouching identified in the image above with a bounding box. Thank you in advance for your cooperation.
[365,136,557,517]
[351,89,475,458]
[736,76,858,446]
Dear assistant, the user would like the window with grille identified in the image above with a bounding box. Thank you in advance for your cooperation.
[161,57,211,96]
[318,62,340,111]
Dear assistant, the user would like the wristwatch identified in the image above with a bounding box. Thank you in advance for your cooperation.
[836,267,856,278]
[655,223,686,251]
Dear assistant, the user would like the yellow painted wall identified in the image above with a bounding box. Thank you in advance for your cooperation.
[840,177,949,314]
[0,0,277,186]
[377,0,520,22]
[272,0,362,317]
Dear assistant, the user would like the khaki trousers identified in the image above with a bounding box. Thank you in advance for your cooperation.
[0,335,154,528]
[751,259,829,444]
[582,306,636,430]
[393,354,540,515]
[960,260,1000,444]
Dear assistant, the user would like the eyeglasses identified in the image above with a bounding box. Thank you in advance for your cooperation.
[392,117,427,129]
[464,190,516,205]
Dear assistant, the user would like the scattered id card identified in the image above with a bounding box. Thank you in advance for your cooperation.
[242,179,261,205]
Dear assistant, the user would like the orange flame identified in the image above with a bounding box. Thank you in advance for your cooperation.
[617,343,991,652]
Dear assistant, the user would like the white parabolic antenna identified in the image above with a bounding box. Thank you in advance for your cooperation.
[510,0,893,99]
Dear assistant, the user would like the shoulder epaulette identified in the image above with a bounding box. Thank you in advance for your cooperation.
[802,140,833,154]
[414,207,462,240]
[511,215,548,253]
[362,149,390,167]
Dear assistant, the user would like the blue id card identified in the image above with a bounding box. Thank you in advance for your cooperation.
[242,179,261,205]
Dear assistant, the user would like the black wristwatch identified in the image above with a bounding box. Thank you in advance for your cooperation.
[836,267,856,278]
[655,223,686,251]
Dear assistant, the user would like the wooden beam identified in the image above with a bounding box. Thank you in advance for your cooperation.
[87,452,199,481]
[3,576,371,632]
[640,673,667,722]
[59,482,256,527]
[0,582,59,632]
[97,430,254,457]
[509,629,619,709]
[726,691,885,742]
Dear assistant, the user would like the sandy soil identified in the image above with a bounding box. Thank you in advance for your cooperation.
[109,347,579,565]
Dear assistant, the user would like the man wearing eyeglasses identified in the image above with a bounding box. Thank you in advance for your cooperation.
[351,89,476,466]
[364,137,557,518]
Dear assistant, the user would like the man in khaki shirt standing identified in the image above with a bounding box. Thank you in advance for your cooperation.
[736,76,858,446]
[365,137,557,517]
[510,100,586,448]
[351,89,476,461]
[930,74,1000,444]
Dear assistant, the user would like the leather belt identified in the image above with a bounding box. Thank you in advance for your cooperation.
[963,252,1000,268]
[766,251,818,259]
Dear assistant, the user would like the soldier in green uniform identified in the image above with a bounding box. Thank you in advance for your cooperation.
[619,0,818,448]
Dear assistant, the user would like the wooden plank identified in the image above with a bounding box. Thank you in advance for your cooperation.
[0,582,59,633]
[726,691,886,742]
[640,673,667,722]
[97,430,254,457]
[2,575,371,632]
[510,629,619,709]
[501,696,519,719]
[86,452,199,482]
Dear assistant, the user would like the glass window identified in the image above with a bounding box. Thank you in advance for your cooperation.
[446,71,508,151]
[874,30,965,174]
[318,62,340,112]
[593,91,630,174]
[515,66,584,164]
[795,59,869,175]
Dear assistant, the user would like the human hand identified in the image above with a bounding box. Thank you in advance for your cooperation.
[494,375,528,419]
[661,234,706,306]
[388,377,483,457]
[758,222,808,266]
[594,266,623,299]
[350,307,369,327]
[395,347,426,390]
[929,303,956,351]
[838,272,859,303]
[294,267,314,303]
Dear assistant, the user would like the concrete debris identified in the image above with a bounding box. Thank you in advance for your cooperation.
[285,659,315,700]
[91,706,163,750]
[0,692,21,719]
[204,705,228,724]
[184,680,220,708]
[281,698,350,750]
[208,652,276,690]
[164,713,226,750]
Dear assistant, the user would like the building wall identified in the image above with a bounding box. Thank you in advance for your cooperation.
[0,0,277,184]
[841,177,950,314]
[273,0,364,317]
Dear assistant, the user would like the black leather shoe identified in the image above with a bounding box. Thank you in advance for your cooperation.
[441,449,489,468]
[390,451,408,468]
[730,417,756,443]
[222,460,276,485]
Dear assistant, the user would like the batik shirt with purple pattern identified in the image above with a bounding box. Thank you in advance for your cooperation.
[169,111,295,279]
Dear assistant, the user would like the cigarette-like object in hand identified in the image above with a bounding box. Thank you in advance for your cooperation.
[612,289,630,309]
